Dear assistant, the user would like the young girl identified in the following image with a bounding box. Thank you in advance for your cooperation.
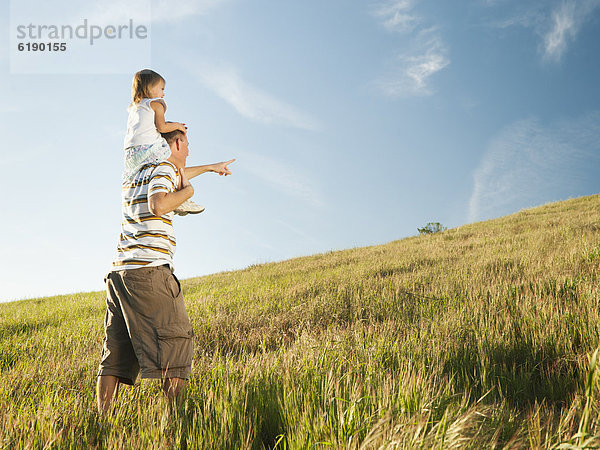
[123,69,204,215]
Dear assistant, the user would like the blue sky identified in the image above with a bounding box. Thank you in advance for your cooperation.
[1,0,600,302]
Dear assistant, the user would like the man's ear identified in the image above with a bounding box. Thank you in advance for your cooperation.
[174,138,181,152]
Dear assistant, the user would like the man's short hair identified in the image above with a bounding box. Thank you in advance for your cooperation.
[161,130,186,146]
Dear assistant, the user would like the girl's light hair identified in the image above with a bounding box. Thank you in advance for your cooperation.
[131,69,165,104]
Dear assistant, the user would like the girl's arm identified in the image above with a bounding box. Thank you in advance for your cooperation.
[150,100,187,134]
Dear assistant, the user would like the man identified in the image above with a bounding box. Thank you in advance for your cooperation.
[97,130,235,414]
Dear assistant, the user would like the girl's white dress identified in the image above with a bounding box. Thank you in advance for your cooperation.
[123,97,171,182]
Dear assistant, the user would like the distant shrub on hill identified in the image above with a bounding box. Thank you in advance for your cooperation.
[417,222,447,235]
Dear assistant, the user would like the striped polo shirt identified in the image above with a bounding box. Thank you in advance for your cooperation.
[112,161,179,271]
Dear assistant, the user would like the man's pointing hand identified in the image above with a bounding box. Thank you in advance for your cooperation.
[214,159,236,176]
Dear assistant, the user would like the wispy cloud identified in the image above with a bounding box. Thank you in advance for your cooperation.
[371,0,449,98]
[375,28,450,97]
[485,0,600,63]
[186,62,319,130]
[371,0,420,33]
[541,0,599,62]
[490,7,541,29]
[468,112,600,222]
[241,152,324,207]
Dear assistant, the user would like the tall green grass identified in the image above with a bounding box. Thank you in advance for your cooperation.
[2,194,600,448]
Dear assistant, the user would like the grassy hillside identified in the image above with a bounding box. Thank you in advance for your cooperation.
[2,194,600,448]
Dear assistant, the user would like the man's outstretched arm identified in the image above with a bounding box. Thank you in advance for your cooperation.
[183,159,236,180]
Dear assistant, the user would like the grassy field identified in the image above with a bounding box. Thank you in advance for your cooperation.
[2,195,600,448]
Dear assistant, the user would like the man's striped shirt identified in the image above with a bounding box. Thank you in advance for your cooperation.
[112,161,179,271]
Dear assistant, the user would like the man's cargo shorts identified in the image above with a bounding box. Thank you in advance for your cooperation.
[97,265,194,385]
